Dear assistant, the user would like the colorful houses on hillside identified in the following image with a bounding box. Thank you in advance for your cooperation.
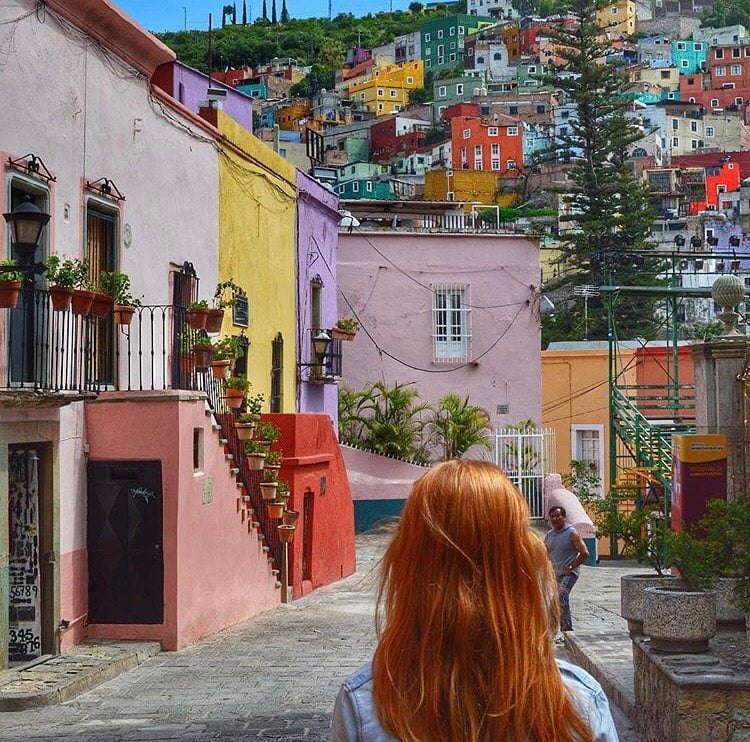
[0,0,355,670]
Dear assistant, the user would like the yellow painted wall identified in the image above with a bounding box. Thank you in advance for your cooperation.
[542,347,637,556]
[425,168,512,206]
[597,0,636,35]
[349,60,424,115]
[217,111,297,411]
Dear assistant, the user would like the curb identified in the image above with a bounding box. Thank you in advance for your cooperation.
[0,642,161,711]
[565,633,636,722]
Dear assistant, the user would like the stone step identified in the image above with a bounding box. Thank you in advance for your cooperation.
[219,438,228,446]
[230,467,239,475]
[224,453,234,461]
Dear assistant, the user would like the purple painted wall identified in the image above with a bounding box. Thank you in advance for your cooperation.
[296,170,341,429]
[337,232,542,429]
[153,61,254,133]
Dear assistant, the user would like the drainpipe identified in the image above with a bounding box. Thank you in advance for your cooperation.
[274,124,280,153]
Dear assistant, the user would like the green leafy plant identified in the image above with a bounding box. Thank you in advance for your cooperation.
[72,259,92,289]
[246,392,265,416]
[225,376,250,392]
[100,270,140,306]
[45,255,80,287]
[190,300,209,309]
[429,393,491,461]
[213,336,244,361]
[667,529,715,592]
[335,318,360,333]
[214,278,244,309]
[0,259,23,283]
[236,412,258,424]
[262,469,278,483]
[276,480,290,495]
[244,439,266,454]
[562,460,602,503]
[255,420,281,444]
[265,450,282,466]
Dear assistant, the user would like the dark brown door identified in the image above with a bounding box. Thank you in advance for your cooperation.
[87,461,163,624]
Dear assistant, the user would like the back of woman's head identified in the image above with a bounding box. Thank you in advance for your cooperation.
[372,459,593,742]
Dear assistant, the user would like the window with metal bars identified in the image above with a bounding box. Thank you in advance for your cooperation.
[270,332,283,412]
[432,285,470,362]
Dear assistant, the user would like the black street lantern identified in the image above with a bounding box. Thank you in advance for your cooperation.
[312,330,332,359]
[729,235,741,247]
[690,235,703,248]
[674,234,686,248]
[3,195,50,268]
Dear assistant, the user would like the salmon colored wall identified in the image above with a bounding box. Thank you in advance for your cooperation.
[84,392,279,650]
[635,346,695,420]
[59,549,88,651]
[266,414,356,598]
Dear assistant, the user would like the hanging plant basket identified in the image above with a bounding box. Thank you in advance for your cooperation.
[193,342,215,370]
[332,327,357,341]
[235,421,256,440]
[225,387,245,409]
[246,452,266,470]
[114,304,136,326]
[49,285,73,312]
[0,281,22,309]
[259,482,278,501]
[91,292,114,318]
[266,501,284,519]
[186,307,209,330]
[71,289,95,316]
[205,308,225,333]
[210,359,231,379]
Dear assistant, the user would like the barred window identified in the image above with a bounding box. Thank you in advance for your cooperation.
[433,285,471,362]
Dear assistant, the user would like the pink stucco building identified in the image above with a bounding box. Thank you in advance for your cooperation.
[337,200,542,430]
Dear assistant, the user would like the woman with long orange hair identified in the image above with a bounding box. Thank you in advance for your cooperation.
[331,459,618,741]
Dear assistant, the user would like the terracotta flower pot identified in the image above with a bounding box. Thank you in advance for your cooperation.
[91,292,114,318]
[210,359,231,379]
[267,501,284,519]
[193,343,215,370]
[282,509,299,527]
[186,307,209,330]
[246,452,266,470]
[49,285,73,312]
[278,524,296,543]
[235,422,256,441]
[264,464,281,478]
[0,281,22,309]
[71,289,95,316]
[205,308,225,333]
[332,327,356,341]
[259,482,278,501]
[114,305,136,326]
[225,388,245,409]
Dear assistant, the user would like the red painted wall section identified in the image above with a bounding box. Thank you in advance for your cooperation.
[266,413,356,598]
[83,392,279,650]
[635,346,696,420]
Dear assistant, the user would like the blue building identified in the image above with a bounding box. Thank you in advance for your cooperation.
[671,39,708,75]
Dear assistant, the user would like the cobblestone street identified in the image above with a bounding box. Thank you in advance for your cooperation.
[1,533,639,741]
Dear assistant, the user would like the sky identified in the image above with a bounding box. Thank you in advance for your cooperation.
[117,0,412,32]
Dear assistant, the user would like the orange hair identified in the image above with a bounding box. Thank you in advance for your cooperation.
[372,460,594,742]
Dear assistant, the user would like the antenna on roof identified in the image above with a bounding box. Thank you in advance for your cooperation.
[208,13,213,88]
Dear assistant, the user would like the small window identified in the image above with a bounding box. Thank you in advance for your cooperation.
[715,48,724,58]
[458,26,465,34]
[193,428,204,472]
[449,53,456,62]
[681,59,689,67]
[711,98,719,107]
[488,126,498,136]
[456,84,464,94]
[509,105,518,114]
[426,47,432,56]
[378,103,383,111]
[425,33,431,42]
[690,121,697,132]
[477,56,485,63]
[433,286,470,362]
[672,118,679,130]
[491,143,499,155]
[437,29,443,39]
[706,126,715,137]
[507,126,518,136]
[491,159,500,170]
[352,181,359,192]
[377,88,384,97]
[732,47,740,57]
[390,89,398,97]
[449,26,455,35]
[406,76,414,84]
[463,128,471,138]
[528,65,536,73]
[474,144,482,155]
[672,137,679,146]
[736,97,744,105]
[677,42,686,50]
[426,60,432,68]
[438,57,444,65]
[694,42,703,50]
[611,6,617,13]
[536,104,545,113]
[366,181,373,192]
[507,158,517,169]
[716,65,727,75]
[732,64,742,75]
[493,52,502,60]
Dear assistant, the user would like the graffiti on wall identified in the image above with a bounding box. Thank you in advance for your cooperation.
[8,449,41,663]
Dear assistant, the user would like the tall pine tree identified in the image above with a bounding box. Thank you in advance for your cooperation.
[242,0,247,24]
[272,0,278,24]
[281,0,290,22]
[262,0,268,22]
[540,0,662,343]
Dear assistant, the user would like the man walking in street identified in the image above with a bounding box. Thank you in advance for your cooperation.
[544,506,589,642]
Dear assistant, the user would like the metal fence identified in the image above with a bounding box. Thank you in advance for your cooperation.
[494,427,556,519]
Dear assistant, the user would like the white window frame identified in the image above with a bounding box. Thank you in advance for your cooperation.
[463,128,471,138]
[432,285,471,362]
[507,126,518,136]
[705,126,715,137]
[571,424,604,496]
[488,126,498,136]
[456,83,464,95]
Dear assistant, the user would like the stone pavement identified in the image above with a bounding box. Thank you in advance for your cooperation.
[1,533,640,741]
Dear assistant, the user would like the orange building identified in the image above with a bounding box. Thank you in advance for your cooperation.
[275,100,312,131]
[450,110,523,175]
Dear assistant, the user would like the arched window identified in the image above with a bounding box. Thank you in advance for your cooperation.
[493,53,502,60]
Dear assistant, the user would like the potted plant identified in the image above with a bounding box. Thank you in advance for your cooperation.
[282,508,299,526]
[207,279,241,333]
[244,439,266,470]
[235,413,257,441]
[186,300,209,330]
[210,336,244,379]
[267,500,285,519]
[225,376,250,409]
[278,524,296,543]
[45,255,78,311]
[71,259,95,316]
[259,469,278,501]
[100,270,140,326]
[192,332,215,371]
[332,317,360,341]
[264,449,282,476]
[0,260,23,309]
[643,529,717,653]
[276,480,290,505]
[90,273,115,318]
[255,420,281,449]
[245,392,265,420]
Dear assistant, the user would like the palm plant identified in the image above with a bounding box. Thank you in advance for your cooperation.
[430,394,492,461]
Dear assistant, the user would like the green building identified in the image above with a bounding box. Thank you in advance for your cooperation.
[420,14,494,73]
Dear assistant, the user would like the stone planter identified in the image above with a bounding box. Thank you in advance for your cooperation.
[621,573,681,637]
[643,586,716,653]
[715,578,746,630]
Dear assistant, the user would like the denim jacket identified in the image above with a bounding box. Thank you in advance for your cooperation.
[331,659,619,741]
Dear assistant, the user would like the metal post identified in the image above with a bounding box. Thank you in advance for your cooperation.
[607,289,618,558]
[281,542,289,604]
